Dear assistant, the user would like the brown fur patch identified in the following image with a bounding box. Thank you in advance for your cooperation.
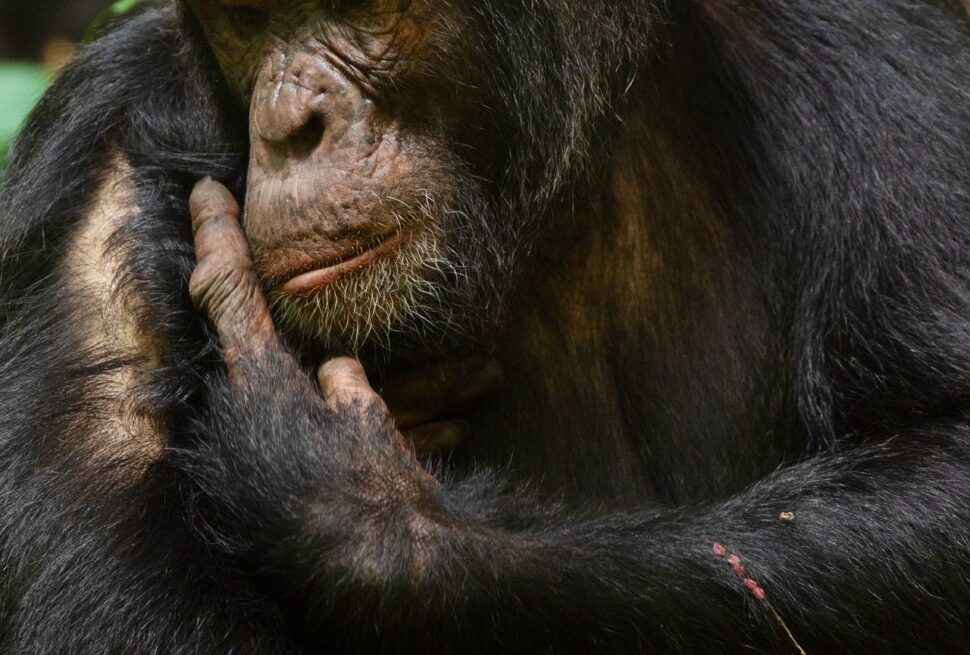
[61,155,165,470]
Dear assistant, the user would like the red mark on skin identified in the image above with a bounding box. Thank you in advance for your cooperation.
[713,543,763,601]
[711,543,806,655]
[727,554,747,577]
[744,577,767,600]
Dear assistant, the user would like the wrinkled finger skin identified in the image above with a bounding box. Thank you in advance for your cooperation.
[317,357,389,412]
[188,178,277,365]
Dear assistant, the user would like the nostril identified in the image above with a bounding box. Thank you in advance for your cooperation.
[282,114,326,161]
[262,114,325,173]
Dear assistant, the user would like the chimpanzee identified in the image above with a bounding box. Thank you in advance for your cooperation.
[0,1,967,653]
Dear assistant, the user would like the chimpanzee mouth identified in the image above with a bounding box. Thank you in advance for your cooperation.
[280,230,409,296]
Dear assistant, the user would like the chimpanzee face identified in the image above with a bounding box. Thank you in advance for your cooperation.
[184,0,504,354]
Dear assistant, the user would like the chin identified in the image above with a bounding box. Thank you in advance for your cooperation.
[266,225,465,355]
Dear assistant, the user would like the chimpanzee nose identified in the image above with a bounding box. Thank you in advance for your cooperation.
[248,48,378,186]
[252,86,325,151]
[249,52,341,161]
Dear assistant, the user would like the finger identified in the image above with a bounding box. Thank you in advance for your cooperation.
[189,178,275,354]
[318,357,385,408]
[189,178,248,262]
[383,359,504,430]
[404,421,471,457]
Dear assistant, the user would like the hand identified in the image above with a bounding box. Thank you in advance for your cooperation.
[188,177,381,403]
[188,178,501,456]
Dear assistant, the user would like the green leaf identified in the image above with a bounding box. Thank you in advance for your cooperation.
[0,63,51,170]
[110,0,143,14]
[85,0,143,43]
[1,1,141,169]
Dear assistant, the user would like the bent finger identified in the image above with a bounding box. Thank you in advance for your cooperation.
[318,357,386,409]
[189,178,275,355]
[190,178,249,262]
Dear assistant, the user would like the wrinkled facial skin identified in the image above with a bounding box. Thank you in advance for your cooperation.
[185,0,500,357]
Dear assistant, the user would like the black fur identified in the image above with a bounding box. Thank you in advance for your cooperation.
[0,1,968,653]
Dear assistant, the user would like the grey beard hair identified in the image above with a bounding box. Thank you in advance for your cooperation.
[266,190,507,358]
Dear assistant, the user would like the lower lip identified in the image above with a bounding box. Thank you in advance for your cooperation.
[281,231,407,295]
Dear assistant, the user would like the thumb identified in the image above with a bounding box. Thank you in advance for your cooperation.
[317,357,385,409]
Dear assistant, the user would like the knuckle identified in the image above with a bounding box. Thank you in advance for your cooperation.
[193,204,231,234]
[188,258,217,304]
[190,257,258,319]
[190,186,238,232]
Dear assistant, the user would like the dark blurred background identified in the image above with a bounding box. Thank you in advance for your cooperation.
[0,0,116,166]
[0,0,111,60]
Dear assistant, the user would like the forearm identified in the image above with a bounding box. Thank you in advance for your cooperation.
[183,378,970,653]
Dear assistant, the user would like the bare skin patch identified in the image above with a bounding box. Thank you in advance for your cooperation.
[61,155,165,470]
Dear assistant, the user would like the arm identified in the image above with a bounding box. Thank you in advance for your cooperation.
[0,170,297,655]
[182,180,970,654]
